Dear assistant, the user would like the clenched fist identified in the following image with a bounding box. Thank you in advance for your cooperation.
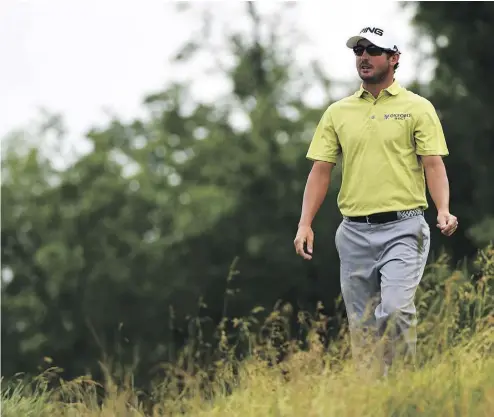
[437,210,458,236]
[294,225,314,260]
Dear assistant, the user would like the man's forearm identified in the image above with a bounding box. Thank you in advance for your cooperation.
[424,162,450,213]
[298,163,332,227]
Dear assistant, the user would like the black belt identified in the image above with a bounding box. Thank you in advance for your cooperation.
[346,209,423,224]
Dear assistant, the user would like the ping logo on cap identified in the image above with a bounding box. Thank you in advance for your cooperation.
[360,27,384,36]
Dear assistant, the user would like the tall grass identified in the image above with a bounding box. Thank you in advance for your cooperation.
[2,244,493,417]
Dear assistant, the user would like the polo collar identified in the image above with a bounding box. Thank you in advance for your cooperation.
[355,80,402,98]
[385,80,402,96]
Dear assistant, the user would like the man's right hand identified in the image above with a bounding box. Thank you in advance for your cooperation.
[294,225,314,260]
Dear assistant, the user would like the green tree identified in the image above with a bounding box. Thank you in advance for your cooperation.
[1,4,343,387]
[405,1,494,260]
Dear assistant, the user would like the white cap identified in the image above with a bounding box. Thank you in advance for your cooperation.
[346,26,400,53]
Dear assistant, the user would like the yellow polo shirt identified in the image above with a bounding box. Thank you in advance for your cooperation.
[306,81,449,217]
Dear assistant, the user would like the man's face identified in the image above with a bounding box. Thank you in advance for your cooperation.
[354,39,396,84]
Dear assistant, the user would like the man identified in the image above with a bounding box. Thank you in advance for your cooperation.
[293,26,458,375]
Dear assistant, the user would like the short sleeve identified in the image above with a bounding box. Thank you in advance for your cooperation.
[414,100,449,156]
[306,106,341,163]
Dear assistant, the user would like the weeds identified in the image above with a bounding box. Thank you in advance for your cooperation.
[2,244,493,416]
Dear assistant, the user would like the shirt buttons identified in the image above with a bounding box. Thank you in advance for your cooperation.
[371,115,375,119]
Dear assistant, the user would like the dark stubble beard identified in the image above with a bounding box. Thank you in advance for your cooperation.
[359,66,389,84]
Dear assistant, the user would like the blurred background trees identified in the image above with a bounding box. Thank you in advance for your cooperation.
[408,2,494,258]
[2,2,493,389]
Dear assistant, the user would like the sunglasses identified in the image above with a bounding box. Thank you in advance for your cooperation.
[353,45,394,57]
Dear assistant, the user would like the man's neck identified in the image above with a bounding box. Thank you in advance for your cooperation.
[363,77,395,99]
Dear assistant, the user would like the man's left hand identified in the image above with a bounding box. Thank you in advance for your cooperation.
[437,211,458,236]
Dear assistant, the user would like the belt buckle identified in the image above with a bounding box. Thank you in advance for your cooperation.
[366,215,371,224]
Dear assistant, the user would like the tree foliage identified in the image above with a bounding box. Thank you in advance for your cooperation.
[2,2,493,389]
[405,1,494,258]
[1,4,339,386]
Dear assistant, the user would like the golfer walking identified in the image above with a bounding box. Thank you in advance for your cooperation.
[294,26,458,374]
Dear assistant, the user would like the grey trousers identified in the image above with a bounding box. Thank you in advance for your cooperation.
[335,214,430,372]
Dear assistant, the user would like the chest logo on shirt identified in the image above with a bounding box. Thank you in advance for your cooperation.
[384,113,411,120]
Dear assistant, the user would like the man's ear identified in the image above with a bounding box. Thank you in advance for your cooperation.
[392,53,400,67]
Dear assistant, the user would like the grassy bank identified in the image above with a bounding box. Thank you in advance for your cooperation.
[2,328,493,417]
[2,246,493,416]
